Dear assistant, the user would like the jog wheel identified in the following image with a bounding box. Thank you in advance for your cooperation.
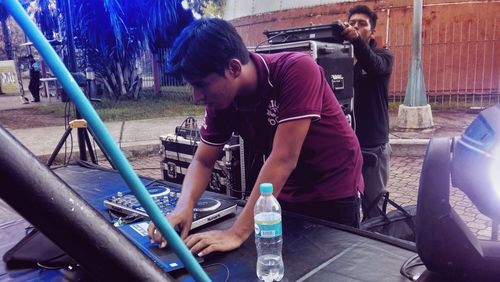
[147,185,170,197]
[193,198,221,212]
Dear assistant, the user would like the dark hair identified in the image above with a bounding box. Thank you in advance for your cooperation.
[168,18,250,79]
[348,5,378,29]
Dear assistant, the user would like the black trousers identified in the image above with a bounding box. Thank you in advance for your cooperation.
[279,196,360,228]
[29,80,40,102]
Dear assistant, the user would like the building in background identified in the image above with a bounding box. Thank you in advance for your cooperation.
[224,0,500,108]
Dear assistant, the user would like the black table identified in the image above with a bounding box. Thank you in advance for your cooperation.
[1,163,423,281]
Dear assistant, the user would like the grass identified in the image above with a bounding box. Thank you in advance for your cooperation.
[36,90,488,121]
[37,89,205,122]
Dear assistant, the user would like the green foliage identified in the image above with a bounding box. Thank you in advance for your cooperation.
[94,96,203,122]
[63,0,193,100]
[186,0,226,17]
[24,0,195,100]
[202,0,226,18]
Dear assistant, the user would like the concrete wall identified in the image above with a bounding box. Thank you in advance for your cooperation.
[226,0,500,98]
[224,0,354,20]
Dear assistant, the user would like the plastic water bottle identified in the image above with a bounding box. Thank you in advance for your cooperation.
[254,183,284,281]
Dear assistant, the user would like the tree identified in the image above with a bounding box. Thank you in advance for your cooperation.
[21,0,193,99]
[70,0,193,100]
[27,0,59,40]
[0,5,13,60]
[186,0,226,17]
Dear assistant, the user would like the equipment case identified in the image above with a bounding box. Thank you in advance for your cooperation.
[160,134,251,199]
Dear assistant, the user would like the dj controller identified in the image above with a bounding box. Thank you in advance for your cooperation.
[103,181,238,229]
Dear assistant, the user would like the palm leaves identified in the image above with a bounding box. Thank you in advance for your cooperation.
[15,0,193,99]
[139,0,194,53]
[70,0,193,99]
[27,0,58,40]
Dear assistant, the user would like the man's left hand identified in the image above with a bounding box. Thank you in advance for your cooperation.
[184,228,245,257]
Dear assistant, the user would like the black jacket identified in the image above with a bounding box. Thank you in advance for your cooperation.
[352,38,394,147]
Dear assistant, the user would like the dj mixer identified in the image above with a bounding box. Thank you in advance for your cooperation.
[103,181,237,229]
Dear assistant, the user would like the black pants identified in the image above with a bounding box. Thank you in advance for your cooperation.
[279,196,360,228]
[29,80,40,102]
[361,143,392,219]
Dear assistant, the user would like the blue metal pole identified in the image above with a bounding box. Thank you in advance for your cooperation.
[2,1,210,281]
[403,0,427,106]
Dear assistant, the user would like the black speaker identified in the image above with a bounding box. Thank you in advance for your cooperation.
[315,44,353,113]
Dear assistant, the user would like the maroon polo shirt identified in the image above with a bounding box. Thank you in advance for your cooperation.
[200,52,363,202]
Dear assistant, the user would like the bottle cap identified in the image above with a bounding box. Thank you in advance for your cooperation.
[259,183,273,194]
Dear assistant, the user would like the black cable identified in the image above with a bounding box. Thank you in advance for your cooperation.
[36,253,71,270]
[65,132,73,166]
[203,263,230,282]
[24,225,35,235]
[62,102,70,165]
[61,101,75,166]
[91,133,98,164]
[108,209,143,225]
[254,31,287,52]
[400,254,424,281]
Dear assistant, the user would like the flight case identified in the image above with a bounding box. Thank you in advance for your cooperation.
[160,134,251,199]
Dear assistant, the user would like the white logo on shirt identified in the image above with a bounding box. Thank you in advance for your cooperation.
[267,99,279,126]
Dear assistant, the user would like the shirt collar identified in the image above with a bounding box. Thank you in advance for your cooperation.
[233,52,274,112]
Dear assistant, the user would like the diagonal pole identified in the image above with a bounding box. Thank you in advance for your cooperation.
[1,1,210,281]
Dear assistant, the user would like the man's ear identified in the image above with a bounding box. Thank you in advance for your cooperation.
[227,59,242,78]
[370,29,376,40]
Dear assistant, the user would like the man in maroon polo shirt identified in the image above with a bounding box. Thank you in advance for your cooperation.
[149,18,363,256]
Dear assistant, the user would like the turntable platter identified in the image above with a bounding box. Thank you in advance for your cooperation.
[193,198,221,212]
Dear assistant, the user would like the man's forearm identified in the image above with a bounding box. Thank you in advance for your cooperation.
[230,155,295,240]
[351,37,393,74]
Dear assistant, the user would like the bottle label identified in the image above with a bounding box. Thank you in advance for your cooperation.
[254,220,282,238]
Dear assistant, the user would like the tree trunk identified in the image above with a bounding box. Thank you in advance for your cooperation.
[1,19,13,60]
[99,76,114,100]
[116,61,127,97]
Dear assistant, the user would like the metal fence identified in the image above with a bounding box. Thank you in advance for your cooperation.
[389,18,500,108]
[139,19,499,108]
[137,48,185,91]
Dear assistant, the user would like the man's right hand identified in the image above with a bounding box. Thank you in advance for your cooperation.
[147,205,194,248]
[340,21,360,42]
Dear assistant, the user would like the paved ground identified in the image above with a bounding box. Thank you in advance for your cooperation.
[388,155,494,240]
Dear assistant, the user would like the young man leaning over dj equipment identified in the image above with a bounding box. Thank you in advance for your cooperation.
[339,5,394,219]
[148,18,364,256]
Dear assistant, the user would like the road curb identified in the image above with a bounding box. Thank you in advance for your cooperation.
[37,143,162,165]
[390,138,429,157]
[40,139,430,162]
